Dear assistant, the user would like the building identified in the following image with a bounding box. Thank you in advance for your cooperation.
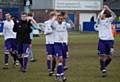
[31,0,103,31]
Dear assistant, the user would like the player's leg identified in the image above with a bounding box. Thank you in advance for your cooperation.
[3,39,10,69]
[98,39,107,77]
[3,49,9,69]
[62,43,68,71]
[51,44,56,74]
[29,43,36,62]
[17,44,24,71]
[105,40,114,68]
[12,50,19,66]
[47,55,53,76]
[57,56,66,81]
[105,55,112,68]
[10,39,19,66]
[46,44,54,76]
[22,44,29,72]
[54,43,67,81]
[52,55,56,73]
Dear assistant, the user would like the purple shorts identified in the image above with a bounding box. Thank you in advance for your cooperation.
[17,44,29,55]
[54,43,67,57]
[46,44,55,55]
[4,39,17,51]
[98,39,114,55]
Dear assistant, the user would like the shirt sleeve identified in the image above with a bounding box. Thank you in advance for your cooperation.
[44,22,53,35]
[65,23,71,28]
[108,16,114,22]
[31,22,41,30]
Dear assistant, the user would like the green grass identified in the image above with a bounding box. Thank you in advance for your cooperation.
[0,32,120,82]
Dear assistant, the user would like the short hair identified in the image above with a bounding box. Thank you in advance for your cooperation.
[57,13,63,17]
[28,12,33,16]
[60,11,66,16]
[104,10,111,17]
[49,11,56,17]
[5,12,11,15]
[21,12,27,15]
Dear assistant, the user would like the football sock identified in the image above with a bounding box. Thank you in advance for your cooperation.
[47,60,52,72]
[24,57,28,69]
[105,59,112,67]
[4,54,9,64]
[29,48,34,60]
[100,60,105,70]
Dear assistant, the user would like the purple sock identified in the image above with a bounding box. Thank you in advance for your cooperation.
[24,57,28,69]
[47,60,52,72]
[105,59,112,67]
[57,63,64,75]
[18,57,23,68]
[57,65,60,76]
[4,54,9,64]
[100,60,105,70]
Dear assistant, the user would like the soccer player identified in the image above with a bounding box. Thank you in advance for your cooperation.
[52,13,71,81]
[44,11,57,76]
[13,12,32,72]
[60,11,74,70]
[3,13,19,69]
[27,12,41,62]
[95,5,116,77]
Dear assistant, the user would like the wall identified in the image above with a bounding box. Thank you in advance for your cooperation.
[31,0,54,9]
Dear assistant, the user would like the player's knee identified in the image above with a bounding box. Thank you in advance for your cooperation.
[29,44,32,48]
[107,55,112,60]
[58,56,63,63]
[5,50,9,54]
[99,55,105,60]
[47,55,52,60]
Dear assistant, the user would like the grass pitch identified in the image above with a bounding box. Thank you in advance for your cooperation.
[0,32,120,82]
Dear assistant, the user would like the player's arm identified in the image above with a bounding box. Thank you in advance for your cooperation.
[44,22,53,35]
[97,8,106,19]
[104,5,117,22]
[28,17,42,30]
[28,17,37,25]
[104,5,116,20]
[2,21,6,36]
[66,23,71,29]
[13,19,19,32]
[95,7,106,30]
[13,23,18,32]
[31,22,41,30]
[65,16,75,28]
